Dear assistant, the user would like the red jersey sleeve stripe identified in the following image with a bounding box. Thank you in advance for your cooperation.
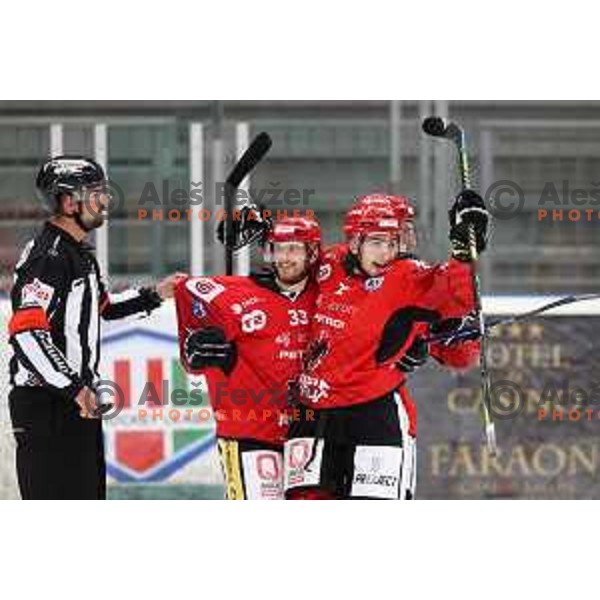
[8,307,50,336]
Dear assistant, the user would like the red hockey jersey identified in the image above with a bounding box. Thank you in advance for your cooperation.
[174,272,318,445]
[299,250,477,409]
[323,243,479,370]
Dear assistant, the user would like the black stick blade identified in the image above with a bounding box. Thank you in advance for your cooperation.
[422,116,447,137]
[226,131,272,188]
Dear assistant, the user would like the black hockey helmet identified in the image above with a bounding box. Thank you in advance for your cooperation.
[35,155,106,212]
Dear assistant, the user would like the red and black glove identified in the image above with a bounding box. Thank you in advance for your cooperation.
[184,327,237,375]
[397,336,429,373]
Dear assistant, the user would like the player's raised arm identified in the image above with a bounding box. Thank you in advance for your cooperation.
[98,271,186,321]
[407,190,490,317]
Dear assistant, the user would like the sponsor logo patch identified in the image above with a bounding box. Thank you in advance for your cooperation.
[242,450,283,499]
[334,282,350,296]
[21,278,55,310]
[284,438,323,490]
[241,309,267,333]
[351,445,403,499]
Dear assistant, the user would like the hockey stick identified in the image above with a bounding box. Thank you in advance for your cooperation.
[426,293,600,345]
[223,131,273,275]
[422,117,497,454]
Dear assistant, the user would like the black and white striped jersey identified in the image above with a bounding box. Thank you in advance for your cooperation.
[8,221,163,400]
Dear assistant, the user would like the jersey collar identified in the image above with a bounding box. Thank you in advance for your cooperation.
[251,269,309,301]
[45,221,97,253]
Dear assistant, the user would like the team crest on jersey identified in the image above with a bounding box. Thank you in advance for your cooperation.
[317,263,332,282]
[364,276,384,292]
[187,278,225,303]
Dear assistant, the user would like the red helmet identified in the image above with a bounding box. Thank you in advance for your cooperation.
[266,215,321,245]
[264,215,322,267]
[390,195,416,223]
[355,194,415,223]
[344,196,400,240]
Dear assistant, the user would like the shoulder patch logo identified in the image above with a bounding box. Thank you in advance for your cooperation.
[21,278,55,310]
[186,277,225,303]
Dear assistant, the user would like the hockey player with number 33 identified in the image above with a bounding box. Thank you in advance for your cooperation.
[174,216,321,500]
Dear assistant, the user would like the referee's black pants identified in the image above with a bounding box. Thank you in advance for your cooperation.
[8,387,106,500]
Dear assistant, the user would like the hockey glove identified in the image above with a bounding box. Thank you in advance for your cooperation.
[216,203,272,251]
[430,314,481,346]
[397,336,429,373]
[184,327,237,375]
[449,190,490,261]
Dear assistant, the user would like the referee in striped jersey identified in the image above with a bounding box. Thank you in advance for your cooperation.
[7,156,183,499]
